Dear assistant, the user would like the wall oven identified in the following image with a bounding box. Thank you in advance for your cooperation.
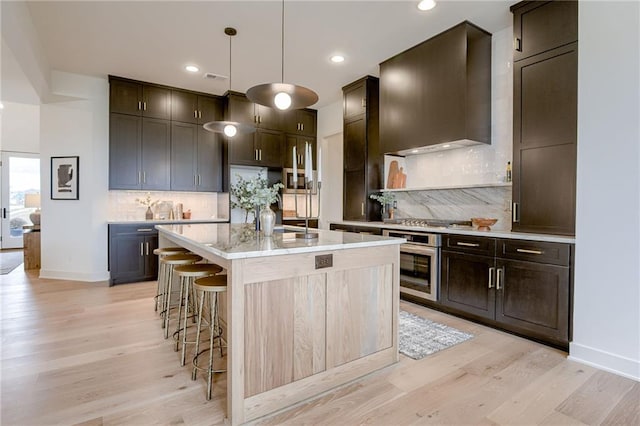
[283,168,317,194]
[383,229,441,302]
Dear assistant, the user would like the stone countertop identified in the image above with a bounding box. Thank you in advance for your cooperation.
[108,218,229,225]
[156,223,404,260]
[332,221,576,244]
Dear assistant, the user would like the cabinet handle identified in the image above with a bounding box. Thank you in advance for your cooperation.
[512,202,519,223]
[254,115,257,124]
[457,242,480,247]
[143,102,147,111]
[496,268,504,290]
[258,116,262,124]
[2,208,6,219]
[301,123,304,131]
[138,101,142,111]
[514,37,522,52]
[516,248,543,255]
[198,175,201,186]
[140,242,144,256]
[198,111,202,119]
[194,110,198,118]
[361,202,365,216]
[142,171,146,184]
[145,242,150,256]
[137,228,153,232]
[361,98,366,108]
[488,267,495,289]
[259,149,262,161]
[254,149,258,161]
[138,171,142,184]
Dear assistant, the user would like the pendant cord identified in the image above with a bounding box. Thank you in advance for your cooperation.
[281,0,285,83]
[229,33,232,91]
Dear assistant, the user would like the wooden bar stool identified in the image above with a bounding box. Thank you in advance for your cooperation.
[172,263,224,366]
[160,253,202,338]
[191,274,227,400]
[153,247,190,312]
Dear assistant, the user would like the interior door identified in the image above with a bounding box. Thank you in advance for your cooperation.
[0,152,41,249]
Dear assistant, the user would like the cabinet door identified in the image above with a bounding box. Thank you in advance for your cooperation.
[283,109,316,136]
[343,169,366,221]
[170,122,197,191]
[144,234,159,279]
[110,234,146,284]
[513,43,577,234]
[513,0,578,62]
[109,113,141,190]
[285,135,316,169]
[344,118,366,171]
[171,90,198,123]
[197,126,223,192]
[228,133,257,166]
[227,94,255,123]
[110,79,142,115]
[255,104,281,130]
[257,129,283,168]
[141,118,171,190]
[343,81,366,120]
[440,251,496,320]
[495,259,570,343]
[142,85,171,119]
[198,95,223,125]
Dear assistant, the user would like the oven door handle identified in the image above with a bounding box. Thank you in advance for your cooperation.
[400,244,437,256]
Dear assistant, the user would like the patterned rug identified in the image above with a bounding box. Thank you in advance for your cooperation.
[0,250,24,275]
[399,310,474,360]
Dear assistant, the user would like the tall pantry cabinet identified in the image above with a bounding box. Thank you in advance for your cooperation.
[511,0,578,235]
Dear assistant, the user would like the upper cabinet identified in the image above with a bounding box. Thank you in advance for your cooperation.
[512,0,578,62]
[379,21,492,154]
[226,92,281,131]
[171,90,221,125]
[109,78,171,120]
[511,1,578,235]
[282,109,317,137]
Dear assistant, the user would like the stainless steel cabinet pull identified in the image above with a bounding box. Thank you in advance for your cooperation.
[145,242,149,256]
[140,242,144,256]
[361,202,365,216]
[361,98,366,108]
[255,149,258,161]
[515,37,522,52]
[142,171,146,184]
[138,171,142,184]
[194,110,197,118]
[512,202,519,222]
[198,175,201,185]
[138,101,142,110]
[259,150,262,161]
[137,228,153,232]
[516,248,543,255]
[496,268,504,290]
[143,102,147,111]
[198,111,202,119]
[488,267,495,289]
[457,242,480,247]
[2,208,6,219]
[259,116,262,124]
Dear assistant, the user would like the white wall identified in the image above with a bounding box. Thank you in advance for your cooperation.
[317,101,343,229]
[571,1,640,380]
[39,71,110,282]
[0,101,40,153]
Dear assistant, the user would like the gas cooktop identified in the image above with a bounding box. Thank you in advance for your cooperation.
[385,218,473,229]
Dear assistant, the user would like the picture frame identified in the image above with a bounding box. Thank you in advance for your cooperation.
[51,156,79,200]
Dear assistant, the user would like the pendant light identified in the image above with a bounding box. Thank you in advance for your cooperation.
[203,27,256,137]
[246,0,318,110]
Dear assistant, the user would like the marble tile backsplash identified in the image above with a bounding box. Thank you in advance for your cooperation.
[393,186,512,231]
[108,191,229,221]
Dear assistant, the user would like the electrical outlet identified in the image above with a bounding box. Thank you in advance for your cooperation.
[315,254,333,269]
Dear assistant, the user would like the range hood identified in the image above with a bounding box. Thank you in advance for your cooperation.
[390,138,484,156]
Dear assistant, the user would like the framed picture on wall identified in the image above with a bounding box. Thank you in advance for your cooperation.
[51,156,79,200]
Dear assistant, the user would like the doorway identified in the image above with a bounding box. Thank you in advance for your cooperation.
[0,152,41,249]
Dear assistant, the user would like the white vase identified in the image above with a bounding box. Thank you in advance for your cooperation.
[260,205,276,237]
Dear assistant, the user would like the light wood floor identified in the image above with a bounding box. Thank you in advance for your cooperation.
[1,266,637,426]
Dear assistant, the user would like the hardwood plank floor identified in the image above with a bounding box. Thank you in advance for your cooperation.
[1,267,637,425]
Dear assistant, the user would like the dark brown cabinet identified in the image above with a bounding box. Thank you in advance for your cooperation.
[511,1,578,235]
[342,76,381,222]
[329,223,383,235]
[171,91,221,125]
[441,234,572,348]
[282,109,316,137]
[285,135,316,170]
[109,114,171,190]
[109,77,171,119]
[108,225,158,285]
[379,21,491,154]
[170,122,223,192]
[226,92,281,130]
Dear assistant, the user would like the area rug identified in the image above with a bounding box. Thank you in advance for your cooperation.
[399,310,474,360]
[0,250,24,275]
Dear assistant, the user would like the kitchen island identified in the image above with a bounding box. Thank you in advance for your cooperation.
[156,223,403,425]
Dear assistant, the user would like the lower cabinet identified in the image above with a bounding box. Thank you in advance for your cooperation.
[441,235,571,348]
[108,224,158,285]
[329,223,382,235]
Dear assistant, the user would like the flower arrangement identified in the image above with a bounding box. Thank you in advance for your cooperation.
[135,193,159,208]
[230,174,284,223]
[369,191,396,206]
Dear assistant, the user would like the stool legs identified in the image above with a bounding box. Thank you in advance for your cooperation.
[192,290,225,400]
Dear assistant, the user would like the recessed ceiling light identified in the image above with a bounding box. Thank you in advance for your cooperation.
[330,55,345,63]
[417,0,437,11]
[185,65,199,73]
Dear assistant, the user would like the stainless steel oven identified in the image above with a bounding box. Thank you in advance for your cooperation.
[383,229,441,302]
[283,168,317,194]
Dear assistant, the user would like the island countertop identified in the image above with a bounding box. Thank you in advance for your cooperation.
[155,223,404,260]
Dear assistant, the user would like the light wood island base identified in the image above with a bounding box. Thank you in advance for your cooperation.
[158,225,401,425]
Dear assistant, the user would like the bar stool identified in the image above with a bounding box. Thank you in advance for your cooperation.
[153,247,190,312]
[192,274,228,400]
[172,263,224,366]
[160,253,202,338]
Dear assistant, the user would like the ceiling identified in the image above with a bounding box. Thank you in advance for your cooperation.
[14,1,514,109]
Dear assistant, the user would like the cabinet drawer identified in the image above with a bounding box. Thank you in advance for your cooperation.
[499,239,570,266]
[444,235,496,257]
[109,224,158,237]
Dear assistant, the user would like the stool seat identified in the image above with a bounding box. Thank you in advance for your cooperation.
[153,246,189,256]
[163,254,202,265]
[193,275,228,292]
[160,253,202,338]
[174,263,223,277]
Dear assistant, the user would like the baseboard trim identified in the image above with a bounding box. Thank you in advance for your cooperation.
[569,342,640,381]
[39,269,110,283]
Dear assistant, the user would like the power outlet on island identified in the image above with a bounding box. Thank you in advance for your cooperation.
[315,254,333,269]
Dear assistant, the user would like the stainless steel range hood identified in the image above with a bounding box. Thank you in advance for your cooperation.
[389,138,485,156]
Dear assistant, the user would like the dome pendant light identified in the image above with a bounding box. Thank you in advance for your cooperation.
[246,0,318,110]
[203,27,256,136]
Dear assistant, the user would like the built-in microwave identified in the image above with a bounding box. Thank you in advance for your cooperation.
[283,168,317,194]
